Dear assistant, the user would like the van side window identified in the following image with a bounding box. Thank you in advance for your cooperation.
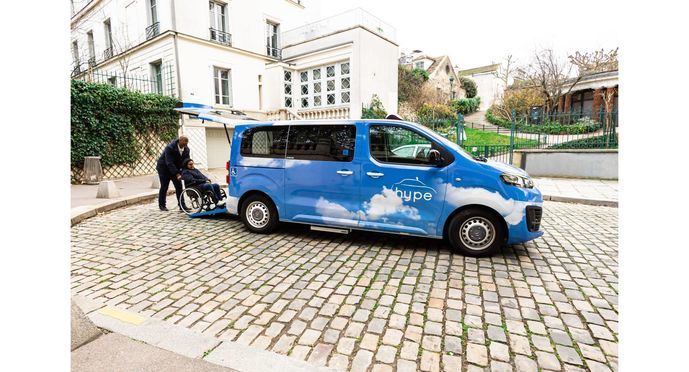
[369,125,451,166]
[286,125,356,162]
[240,126,288,158]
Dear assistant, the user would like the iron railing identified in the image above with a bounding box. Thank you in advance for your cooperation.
[72,63,177,97]
[266,45,282,59]
[87,57,97,68]
[145,22,160,40]
[103,46,115,60]
[209,28,232,46]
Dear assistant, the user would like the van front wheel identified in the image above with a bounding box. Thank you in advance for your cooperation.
[447,209,505,257]
[241,195,278,234]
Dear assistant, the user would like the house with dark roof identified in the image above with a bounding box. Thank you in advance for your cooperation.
[399,51,465,100]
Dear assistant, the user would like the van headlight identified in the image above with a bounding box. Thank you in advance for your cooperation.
[501,174,534,188]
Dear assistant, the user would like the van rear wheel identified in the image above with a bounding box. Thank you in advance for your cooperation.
[240,194,278,234]
[447,208,505,257]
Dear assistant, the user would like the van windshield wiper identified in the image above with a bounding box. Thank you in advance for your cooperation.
[473,155,487,162]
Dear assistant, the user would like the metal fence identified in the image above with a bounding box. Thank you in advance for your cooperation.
[422,109,618,165]
[72,63,177,97]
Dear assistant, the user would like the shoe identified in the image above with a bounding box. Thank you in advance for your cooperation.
[217,199,226,206]
[160,207,169,211]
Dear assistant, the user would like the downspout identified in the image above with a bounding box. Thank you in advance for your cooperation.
[170,0,184,135]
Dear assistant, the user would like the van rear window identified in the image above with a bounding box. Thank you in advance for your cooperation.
[286,125,356,162]
[240,127,288,158]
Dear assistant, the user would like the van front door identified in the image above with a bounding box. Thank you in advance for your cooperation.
[284,124,360,227]
[359,124,449,237]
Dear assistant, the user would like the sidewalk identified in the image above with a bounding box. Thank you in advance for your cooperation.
[534,177,618,206]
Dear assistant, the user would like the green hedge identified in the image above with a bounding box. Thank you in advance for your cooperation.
[549,134,619,149]
[485,109,600,135]
[451,97,481,115]
[459,77,477,98]
[71,79,180,168]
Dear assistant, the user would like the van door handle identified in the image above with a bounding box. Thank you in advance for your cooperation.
[336,170,353,176]
[366,171,384,178]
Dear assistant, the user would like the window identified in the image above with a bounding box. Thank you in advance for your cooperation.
[415,61,423,69]
[266,21,279,57]
[149,0,158,24]
[296,61,351,108]
[369,125,452,166]
[149,61,163,94]
[209,1,229,44]
[103,19,113,50]
[72,41,80,65]
[214,67,232,105]
[86,31,95,62]
[286,125,356,162]
[240,127,288,158]
[284,70,293,108]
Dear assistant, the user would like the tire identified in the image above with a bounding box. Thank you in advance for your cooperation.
[447,208,506,257]
[180,188,204,215]
[240,194,278,234]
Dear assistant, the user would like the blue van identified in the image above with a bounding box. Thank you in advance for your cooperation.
[225,119,543,256]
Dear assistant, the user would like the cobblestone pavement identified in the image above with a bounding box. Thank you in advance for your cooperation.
[71,201,618,371]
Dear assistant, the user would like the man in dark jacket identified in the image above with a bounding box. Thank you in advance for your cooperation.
[156,135,190,211]
[181,158,225,206]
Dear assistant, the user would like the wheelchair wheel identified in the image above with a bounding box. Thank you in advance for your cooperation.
[180,188,204,215]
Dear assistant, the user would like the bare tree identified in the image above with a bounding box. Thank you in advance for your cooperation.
[515,49,580,113]
[601,87,617,146]
[495,54,516,87]
[569,48,619,75]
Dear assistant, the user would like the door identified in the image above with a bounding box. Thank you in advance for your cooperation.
[284,124,360,227]
[360,123,449,237]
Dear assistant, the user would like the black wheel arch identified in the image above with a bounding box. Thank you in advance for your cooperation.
[443,204,509,243]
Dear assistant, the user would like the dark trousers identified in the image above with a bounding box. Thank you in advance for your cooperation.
[199,183,223,203]
[157,167,184,209]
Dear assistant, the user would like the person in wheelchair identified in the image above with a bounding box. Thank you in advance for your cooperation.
[181,158,225,208]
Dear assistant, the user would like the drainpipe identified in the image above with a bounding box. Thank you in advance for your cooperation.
[170,0,184,135]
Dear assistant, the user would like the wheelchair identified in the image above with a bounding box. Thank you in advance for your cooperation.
[179,180,227,215]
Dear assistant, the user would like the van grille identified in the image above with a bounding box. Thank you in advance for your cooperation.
[526,206,543,232]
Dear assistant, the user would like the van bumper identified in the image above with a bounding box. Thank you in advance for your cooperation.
[507,204,544,245]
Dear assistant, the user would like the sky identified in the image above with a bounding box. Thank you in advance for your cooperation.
[315,0,620,71]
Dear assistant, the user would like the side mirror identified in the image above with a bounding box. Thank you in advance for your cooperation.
[428,149,442,166]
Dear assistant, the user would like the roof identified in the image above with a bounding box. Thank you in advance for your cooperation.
[458,63,500,76]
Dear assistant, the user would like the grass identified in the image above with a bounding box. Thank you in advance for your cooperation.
[462,127,539,147]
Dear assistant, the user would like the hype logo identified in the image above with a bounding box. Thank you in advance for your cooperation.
[391,177,437,203]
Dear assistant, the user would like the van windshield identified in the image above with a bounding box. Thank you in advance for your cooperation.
[415,125,474,161]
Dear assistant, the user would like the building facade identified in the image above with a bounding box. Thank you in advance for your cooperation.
[71,1,398,169]
[457,63,504,111]
[555,70,618,119]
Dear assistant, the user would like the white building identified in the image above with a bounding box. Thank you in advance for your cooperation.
[71,0,398,169]
[457,64,504,111]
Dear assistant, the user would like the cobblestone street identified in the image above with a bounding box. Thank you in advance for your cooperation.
[71,201,618,371]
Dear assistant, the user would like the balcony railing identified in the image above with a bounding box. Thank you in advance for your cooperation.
[88,57,96,68]
[281,8,396,47]
[145,22,160,40]
[103,46,114,60]
[266,45,282,59]
[209,28,232,46]
[71,62,82,77]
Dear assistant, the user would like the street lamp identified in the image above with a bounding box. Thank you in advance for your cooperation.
[449,75,455,100]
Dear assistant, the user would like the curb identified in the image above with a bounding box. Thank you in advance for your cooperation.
[72,296,334,372]
[542,194,618,207]
[70,183,229,226]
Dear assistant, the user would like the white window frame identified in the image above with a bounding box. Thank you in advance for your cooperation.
[213,66,233,107]
[72,40,80,65]
[283,69,293,108]
[266,21,279,57]
[150,60,163,94]
[209,1,227,32]
[148,0,158,25]
[104,19,113,49]
[86,31,95,61]
[296,60,351,109]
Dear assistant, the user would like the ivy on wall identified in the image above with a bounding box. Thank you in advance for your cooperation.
[71,79,180,167]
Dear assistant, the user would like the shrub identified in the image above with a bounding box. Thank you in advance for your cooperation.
[398,66,428,103]
[417,103,455,123]
[361,94,387,119]
[450,97,481,115]
[550,133,619,149]
[71,79,180,168]
[412,68,429,82]
[491,88,545,120]
[459,77,477,98]
[485,108,601,134]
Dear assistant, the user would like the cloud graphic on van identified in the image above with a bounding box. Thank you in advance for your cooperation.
[444,185,534,225]
[315,197,358,220]
[237,158,282,168]
[363,187,421,221]
[315,187,421,222]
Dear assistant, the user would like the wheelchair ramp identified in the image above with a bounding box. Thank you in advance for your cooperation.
[188,207,229,218]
